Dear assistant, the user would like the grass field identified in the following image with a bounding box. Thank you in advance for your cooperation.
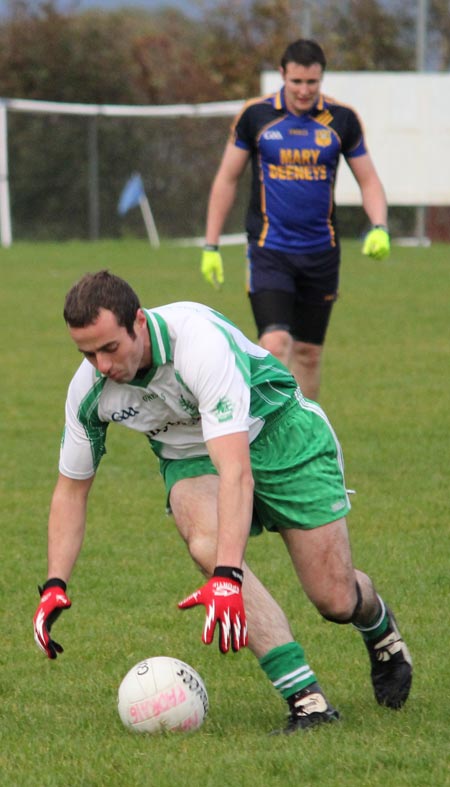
[1,239,449,787]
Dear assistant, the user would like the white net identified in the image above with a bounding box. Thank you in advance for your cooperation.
[1,97,248,244]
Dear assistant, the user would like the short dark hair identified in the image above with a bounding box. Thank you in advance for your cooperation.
[63,270,141,336]
[280,39,326,71]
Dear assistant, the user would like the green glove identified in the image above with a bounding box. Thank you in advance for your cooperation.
[201,245,224,288]
[362,226,390,260]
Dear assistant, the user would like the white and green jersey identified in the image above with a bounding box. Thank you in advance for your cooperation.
[59,302,297,480]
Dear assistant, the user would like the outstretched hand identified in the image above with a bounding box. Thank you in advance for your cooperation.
[178,567,248,653]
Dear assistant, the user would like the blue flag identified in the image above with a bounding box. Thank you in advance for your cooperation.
[117,174,145,215]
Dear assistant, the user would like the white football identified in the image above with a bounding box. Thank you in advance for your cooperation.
[117,656,208,734]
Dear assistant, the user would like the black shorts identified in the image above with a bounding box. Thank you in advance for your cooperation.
[247,244,340,345]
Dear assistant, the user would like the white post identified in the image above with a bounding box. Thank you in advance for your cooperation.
[139,195,160,248]
[0,102,12,248]
[415,0,429,243]
[416,0,428,71]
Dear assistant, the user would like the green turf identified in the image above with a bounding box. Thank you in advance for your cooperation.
[1,239,449,786]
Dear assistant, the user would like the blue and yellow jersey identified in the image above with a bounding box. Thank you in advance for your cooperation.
[231,87,367,253]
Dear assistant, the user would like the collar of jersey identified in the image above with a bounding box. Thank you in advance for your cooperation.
[125,308,173,387]
[274,86,325,115]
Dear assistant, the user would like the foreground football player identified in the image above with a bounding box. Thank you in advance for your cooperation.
[33,270,411,733]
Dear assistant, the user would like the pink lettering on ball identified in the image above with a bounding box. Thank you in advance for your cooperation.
[129,685,187,723]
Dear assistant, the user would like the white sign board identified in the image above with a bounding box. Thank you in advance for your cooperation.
[260,71,450,206]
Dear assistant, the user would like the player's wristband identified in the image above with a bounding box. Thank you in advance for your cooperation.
[213,566,244,585]
[204,244,219,251]
[373,224,389,233]
[39,577,67,594]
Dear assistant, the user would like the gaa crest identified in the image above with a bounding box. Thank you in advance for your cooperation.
[315,129,332,147]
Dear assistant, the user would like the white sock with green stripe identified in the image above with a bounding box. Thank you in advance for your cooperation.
[259,642,317,700]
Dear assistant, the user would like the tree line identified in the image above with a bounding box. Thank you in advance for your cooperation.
[0,0,445,240]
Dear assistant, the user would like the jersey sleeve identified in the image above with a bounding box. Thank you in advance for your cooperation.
[230,100,258,152]
[58,362,108,480]
[174,317,251,443]
[341,106,367,159]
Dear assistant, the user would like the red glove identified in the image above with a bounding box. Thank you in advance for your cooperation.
[33,578,72,659]
[178,566,248,653]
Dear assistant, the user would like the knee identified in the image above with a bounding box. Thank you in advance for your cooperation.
[260,328,292,360]
[292,342,322,371]
[185,533,216,577]
[319,582,362,625]
[169,477,218,574]
[170,501,216,576]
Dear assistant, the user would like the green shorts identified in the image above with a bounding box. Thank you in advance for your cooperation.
[159,393,351,533]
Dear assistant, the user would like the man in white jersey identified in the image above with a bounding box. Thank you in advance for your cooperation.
[33,270,412,733]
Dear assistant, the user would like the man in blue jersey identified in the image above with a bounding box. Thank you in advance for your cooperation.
[201,39,390,400]
[33,271,411,734]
